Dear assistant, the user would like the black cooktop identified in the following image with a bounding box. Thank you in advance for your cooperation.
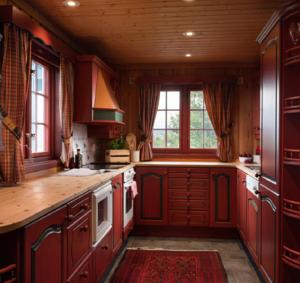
[85,163,130,170]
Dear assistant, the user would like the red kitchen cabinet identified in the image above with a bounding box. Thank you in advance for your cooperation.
[210,168,237,227]
[135,167,168,225]
[259,185,279,283]
[246,189,260,264]
[237,170,247,241]
[112,174,123,256]
[23,205,67,283]
[67,254,93,283]
[66,212,92,277]
[93,229,113,282]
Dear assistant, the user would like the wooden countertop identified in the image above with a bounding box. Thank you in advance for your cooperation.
[135,161,260,179]
[0,164,134,234]
[0,161,259,234]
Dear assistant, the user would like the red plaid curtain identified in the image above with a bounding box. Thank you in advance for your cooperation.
[138,83,161,161]
[0,24,32,184]
[60,56,74,168]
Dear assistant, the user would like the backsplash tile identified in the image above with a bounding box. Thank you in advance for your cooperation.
[72,123,110,165]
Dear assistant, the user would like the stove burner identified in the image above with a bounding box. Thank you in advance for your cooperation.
[85,163,130,170]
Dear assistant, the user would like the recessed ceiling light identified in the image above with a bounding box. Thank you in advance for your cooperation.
[185,53,192,57]
[183,31,195,37]
[63,0,80,7]
[182,0,195,2]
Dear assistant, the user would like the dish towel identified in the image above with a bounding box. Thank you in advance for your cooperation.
[130,181,138,199]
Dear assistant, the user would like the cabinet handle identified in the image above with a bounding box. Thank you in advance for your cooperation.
[101,245,109,250]
[80,271,89,278]
[255,173,261,178]
[254,190,261,196]
[113,182,121,190]
[80,225,89,232]
[80,203,89,210]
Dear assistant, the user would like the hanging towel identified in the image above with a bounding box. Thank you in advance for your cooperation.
[130,181,138,199]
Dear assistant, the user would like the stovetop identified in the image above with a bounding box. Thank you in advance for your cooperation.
[85,163,130,170]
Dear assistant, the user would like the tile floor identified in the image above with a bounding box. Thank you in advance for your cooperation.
[105,236,262,283]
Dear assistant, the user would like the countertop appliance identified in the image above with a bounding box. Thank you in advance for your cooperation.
[246,174,260,197]
[123,168,136,229]
[92,181,113,246]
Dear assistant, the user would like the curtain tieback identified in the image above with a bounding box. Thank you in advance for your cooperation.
[0,105,22,140]
[62,136,72,145]
[220,128,232,139]
[141,135,151,144]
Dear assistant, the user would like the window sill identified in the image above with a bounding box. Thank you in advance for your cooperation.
[153,151,218,161]
[25,159,61,174]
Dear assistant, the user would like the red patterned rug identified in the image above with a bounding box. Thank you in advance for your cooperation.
[110,249,228,283]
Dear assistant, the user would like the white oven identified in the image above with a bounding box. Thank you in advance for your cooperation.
[92,181,113,246]
[123,168,136,228]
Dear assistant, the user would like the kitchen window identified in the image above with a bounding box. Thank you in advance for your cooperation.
[30,60,50,155]
[24,40,61,172]
[152,87,217,156]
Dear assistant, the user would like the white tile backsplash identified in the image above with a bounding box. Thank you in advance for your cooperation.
[73,123,96,165]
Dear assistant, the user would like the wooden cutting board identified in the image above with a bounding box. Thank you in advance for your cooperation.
[126,133,136,150]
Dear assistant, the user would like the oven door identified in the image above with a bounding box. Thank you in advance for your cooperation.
[123,182,134,228]
[93,182,113,245]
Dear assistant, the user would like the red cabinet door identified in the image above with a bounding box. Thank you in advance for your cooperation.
[259,185,279,283]
[23,206,67,283]
[246,189,260,264]
[260,25,280,195]
[210,168,237,227]
[135,167,168,225]
[237,170,247,241]
[112,174,123,255]
[93,229,113,282]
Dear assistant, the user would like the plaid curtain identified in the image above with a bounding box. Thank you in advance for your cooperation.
[0,24,32,184]
[138,83,161,161]
[60,56,74,168]
[203,81,235,162]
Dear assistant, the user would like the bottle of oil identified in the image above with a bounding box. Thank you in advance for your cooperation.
[75,149,82,168]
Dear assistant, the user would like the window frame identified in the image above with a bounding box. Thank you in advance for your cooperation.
[29,59,51,157]
[24,40,61,173]
[152,85,217,158]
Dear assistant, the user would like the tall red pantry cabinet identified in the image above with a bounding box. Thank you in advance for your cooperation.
[257,2,300,282]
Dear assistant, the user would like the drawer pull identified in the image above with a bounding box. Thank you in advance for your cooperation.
[80,203,89,210]
[80,225,89,232]
[113,182,121,190]
[101,245,109,250]
[66,214,74,221]
[80,271,89,278]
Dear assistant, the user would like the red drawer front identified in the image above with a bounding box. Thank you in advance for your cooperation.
[189,178,209,189]
[168,167,209,173]
[168,172,209,179]
[168,211,209,226]
[67,193,92,224]
[189,211,209,226]
[169,200,209,210]
[168,178,187,188]
[169,178,209,189]
[169,189,209,200]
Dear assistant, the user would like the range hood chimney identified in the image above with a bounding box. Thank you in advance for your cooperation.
[92,68,124,123]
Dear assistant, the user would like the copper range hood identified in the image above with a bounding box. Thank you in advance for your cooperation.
[92,68,124,124]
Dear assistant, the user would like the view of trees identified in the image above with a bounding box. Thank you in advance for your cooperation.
[153,90,217,149]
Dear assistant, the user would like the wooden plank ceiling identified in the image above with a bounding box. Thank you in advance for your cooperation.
[24,0,282,64]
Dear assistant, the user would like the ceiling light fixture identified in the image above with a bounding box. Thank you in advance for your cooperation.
[183,31,195,37]
[182,0,195,2]
[185,53,192,57]
[63,0,80,7]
